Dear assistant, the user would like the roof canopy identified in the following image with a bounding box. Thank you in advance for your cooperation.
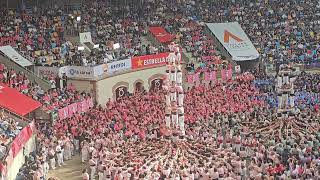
[0,84,42,116]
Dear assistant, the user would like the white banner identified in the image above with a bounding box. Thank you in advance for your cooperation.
[79,32,92,43]
[93,64,108,77]
[35,66,60,78]
[65,66,95,79]
[107,58,132,75]
[206,22,259,61]
[0,45,33,66]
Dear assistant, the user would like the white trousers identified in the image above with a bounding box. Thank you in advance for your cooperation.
[57,153,63,166]
[177,72,182,84]
[82,152,88,162]
[278,96,283,108]
[277,76,282,87]
[171,92,177,102]
[90,166,96,180]
[98,172,104,180]
[178,93,184,106]
[179,116,184,131]
[166,94,171,106]
[165,116,171,128]
[289,96,295,108]
[283,94,288,107]
[64,149,72,160]
[283,75,289,84]
[74,139,79,152]
[172,114,178,128]
[50,158,56,169]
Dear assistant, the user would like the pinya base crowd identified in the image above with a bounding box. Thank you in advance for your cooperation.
[22,70,319,180]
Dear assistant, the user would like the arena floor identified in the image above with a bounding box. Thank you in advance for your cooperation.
[48,155,85,180]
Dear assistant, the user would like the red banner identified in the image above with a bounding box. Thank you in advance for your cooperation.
[11,126,33,157]
[131,53,170,69]
[149,27,174,43]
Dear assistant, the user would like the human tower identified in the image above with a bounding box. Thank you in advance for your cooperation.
[276,64,297,118]
[163,43,185,135]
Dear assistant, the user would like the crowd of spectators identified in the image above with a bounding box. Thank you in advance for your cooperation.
[0,109,25,160]
[1,0,319,70]
[0,63,90,113]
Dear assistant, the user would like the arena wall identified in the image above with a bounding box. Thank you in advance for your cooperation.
[95,66,166,107]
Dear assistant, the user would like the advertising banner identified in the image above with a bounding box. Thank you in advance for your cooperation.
[58,98,93,120]
[35,66,60,78]
[65,66,95,79]
[0,45,33,66]
[11,126,33,157]
[131,53,170,69]
[206,22,259,61]
[107,58,132,75]
[149,27,175,43]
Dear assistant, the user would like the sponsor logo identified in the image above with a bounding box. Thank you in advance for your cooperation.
[143,57,168,66]
[224,30,243,43]
[69,69,76,75]
[111,62,127,70]
[69,68,91,76]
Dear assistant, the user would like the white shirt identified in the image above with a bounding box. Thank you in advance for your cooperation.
[82,173,89,180]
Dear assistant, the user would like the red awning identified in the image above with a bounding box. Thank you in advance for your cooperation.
[0,84,42,116]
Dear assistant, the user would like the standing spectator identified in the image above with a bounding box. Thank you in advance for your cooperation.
[62,74,67,89]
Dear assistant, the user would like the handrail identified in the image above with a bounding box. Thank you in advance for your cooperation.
[0,107,31,163]
[0,53,51,90]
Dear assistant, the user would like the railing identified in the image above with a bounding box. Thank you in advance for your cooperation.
[304,62,320,69]
[0,53,51,91]
[0,108,31,163]
[14,48,35,64]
